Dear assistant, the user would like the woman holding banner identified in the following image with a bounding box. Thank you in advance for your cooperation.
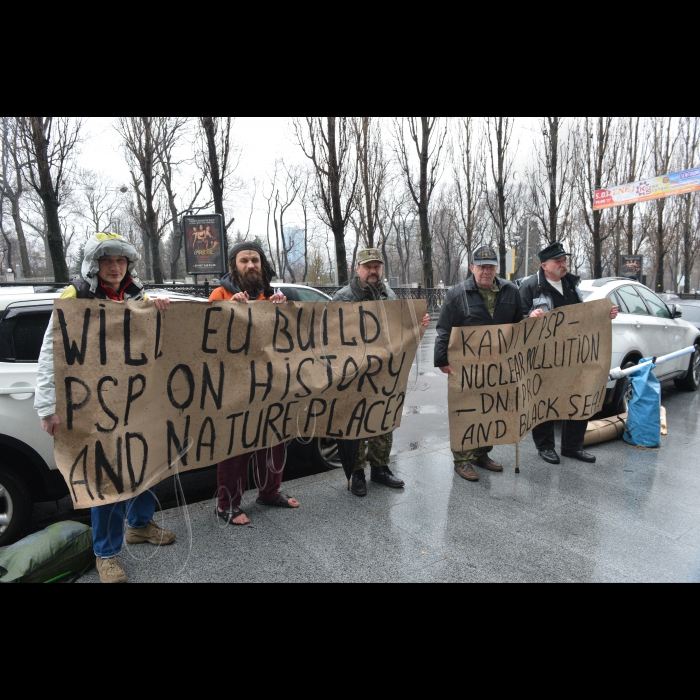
[35,234,176,585]
[210,243,301,527]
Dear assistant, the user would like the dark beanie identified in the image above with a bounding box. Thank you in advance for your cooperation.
[229,242,267,264]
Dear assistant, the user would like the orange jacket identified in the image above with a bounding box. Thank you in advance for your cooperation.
[209,287,268,302]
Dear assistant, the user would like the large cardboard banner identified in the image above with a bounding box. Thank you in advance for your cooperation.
[448,300,613,453]
[53,299,427,509]
[594,167,700,211]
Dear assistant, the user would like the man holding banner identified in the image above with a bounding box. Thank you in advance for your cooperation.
[435,247,524,483]
[520,242,619,465]
[333,248,431,498]
[210,242,301,526]
[35,234,176,585]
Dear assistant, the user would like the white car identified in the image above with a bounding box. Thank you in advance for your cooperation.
[0,290,64,547]
[580,278,700,414]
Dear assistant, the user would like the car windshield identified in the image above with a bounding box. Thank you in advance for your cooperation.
[680,305,700,323]
[580,290,594,301]
[282,287,329,303]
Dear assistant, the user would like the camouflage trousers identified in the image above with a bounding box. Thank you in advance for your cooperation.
[453,446,493,466]
[354,432,394,472]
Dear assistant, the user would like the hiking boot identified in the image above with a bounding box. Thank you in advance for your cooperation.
[125,520,176,547]
[96,557,127,585]
[474,456,504,473]
[352,471,368,498]
[455,464,479,482]
[371,466,405,489]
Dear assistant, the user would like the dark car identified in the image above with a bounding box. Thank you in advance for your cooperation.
[678,301,700,331]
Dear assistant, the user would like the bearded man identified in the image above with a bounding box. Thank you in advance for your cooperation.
[209,243,301,527]
[333,248,431,498]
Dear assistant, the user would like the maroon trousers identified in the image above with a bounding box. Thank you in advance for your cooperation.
[217,444,287,511]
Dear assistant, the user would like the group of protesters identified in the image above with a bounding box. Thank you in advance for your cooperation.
[35,232,617,584]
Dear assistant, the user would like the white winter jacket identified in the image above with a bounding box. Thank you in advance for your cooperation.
[34,234,145,419]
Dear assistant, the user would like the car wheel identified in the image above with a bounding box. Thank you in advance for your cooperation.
[0,466,33,548]
[675,345,700,392]
[312,438,342,472]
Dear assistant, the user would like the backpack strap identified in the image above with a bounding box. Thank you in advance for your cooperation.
[70,278,95,300]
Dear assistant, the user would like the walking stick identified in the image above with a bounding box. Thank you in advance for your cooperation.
[515,440,521,475]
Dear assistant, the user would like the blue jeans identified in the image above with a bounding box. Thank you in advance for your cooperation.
[91,490,156,559]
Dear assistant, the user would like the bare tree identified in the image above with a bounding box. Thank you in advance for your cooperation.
[393,117,449,288]
[575,117,619,279]
[155,118,208,280]
[484,117,518,278]
[76,169,124,235]
[19,117,83,282]
[679,117,699,293]
[0,118,32,277]
[116,117,166,284]
[293,117,359,286]
[620,117,650,261]
[454,117,486,271]
[651,117,679,292]
[353,117,388,249]
[199,117,239,245]
[531,117,574,245]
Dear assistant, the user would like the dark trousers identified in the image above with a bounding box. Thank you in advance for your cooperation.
[533,420,588,453]
[217,444,287,511]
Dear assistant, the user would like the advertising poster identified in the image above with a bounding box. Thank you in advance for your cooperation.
[620,255,643,278]
[595,167,700,211]
[183,214,226,276]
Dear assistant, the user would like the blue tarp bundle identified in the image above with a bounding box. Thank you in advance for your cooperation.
[623,357,662,449]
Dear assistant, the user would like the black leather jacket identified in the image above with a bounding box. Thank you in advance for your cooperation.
[434,277,523,368]
[519,270,585,319]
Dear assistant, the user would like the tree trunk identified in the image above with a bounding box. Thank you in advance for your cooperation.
[683,194,692,294]
[656,205,666,293]
[548,118,559,244]
[29,119,68,282]
[327,117,350,286]
[10,199,31,278]
[141,229,153,280]
[167,194,183,280]
[43,197,67,281]
[419,118,434,288]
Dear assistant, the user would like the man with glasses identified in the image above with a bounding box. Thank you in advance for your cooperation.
[435,246,524,483]
[520,242,619,465]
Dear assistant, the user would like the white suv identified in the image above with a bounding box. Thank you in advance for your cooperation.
[0,289,65,546]
[580,278,700,414]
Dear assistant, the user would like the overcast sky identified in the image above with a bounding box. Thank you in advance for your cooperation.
[78,117,543,237]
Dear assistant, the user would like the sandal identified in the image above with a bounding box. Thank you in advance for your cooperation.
[256,494,299,509]
[217,507,248,526]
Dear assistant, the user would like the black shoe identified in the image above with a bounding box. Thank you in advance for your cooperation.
[371,466,405,489]
[351,471,368,498]
[562,448,597,464]
[539,450,561,465]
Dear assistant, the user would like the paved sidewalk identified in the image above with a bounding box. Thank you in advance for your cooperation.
[75,388,700,583]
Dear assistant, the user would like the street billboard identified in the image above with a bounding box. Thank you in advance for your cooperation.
[182,214,226,276]
[594,167,700,211]
[620,255,644,278]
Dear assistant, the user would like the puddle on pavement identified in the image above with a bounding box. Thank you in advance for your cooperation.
[404,406,450,415]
